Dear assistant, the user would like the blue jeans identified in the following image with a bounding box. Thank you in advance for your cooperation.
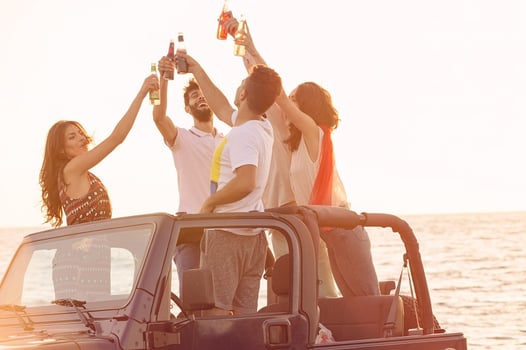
[320,226,380,297]
[174,242,200,295]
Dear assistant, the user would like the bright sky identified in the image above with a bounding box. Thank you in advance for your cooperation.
[1,0,524,228]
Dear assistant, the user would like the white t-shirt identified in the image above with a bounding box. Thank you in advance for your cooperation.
[210,111,274,215]
[289,127,348,207]
[290,126,348,298]
[168,127,224,214]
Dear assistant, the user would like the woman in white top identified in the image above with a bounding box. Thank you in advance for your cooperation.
[278,82,347,208]
[275,83,380,297]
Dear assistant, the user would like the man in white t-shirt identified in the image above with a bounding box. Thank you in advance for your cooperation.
[153,58,224,292]
[180,51,282,315]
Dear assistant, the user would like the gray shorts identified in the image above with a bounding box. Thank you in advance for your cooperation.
[200,229,268,314]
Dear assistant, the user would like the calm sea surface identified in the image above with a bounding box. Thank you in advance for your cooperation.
[1,211,525,350]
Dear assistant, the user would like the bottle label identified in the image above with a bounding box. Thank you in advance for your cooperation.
[167,42,175,58]
[150,90,160,105]
[233,44,246,57]
[176,56,188,74]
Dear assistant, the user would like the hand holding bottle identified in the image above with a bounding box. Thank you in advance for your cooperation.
[174,51,200,75]
[157,56,175,80]
[227,16,255,57]
[140,73,160,99]
[217,0,236,39]
[221,16,240,39]
[175,32,188,74]
[233,15,248,56]
[163,40,175,80]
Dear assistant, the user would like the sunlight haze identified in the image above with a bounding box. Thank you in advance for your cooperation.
[1,0,524,228]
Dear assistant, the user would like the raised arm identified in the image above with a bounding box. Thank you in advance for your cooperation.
[64,74,159,178]
[229,18,318,148]
[275,91,319,139]
[179,52,236,126]
[152,56,178,146]
[225,19,288,140]
[229,18,319,159]
[237,20,268,70]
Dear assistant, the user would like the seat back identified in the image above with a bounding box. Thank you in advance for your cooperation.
[318,296,404,341]
[259,254,404,341]
[258,254,290,313]
[182,268,215,311]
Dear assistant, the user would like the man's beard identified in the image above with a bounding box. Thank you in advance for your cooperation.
[189,105,213,122]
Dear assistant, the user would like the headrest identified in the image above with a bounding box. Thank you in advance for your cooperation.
[272,254,290,296]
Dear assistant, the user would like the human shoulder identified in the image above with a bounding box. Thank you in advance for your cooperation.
[87,171,101,181]
[228,119,273,151]
[254,116,273,137]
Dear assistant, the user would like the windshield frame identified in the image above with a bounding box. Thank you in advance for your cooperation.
[0,222,155,310]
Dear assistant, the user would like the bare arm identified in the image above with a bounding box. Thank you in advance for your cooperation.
[275,91,320,161]
[153,56,178,145]
[199,165,256,213]
[219,17,267,70]
[236,18,318,138]
[239,21,267,69]
[230,18,319,160]
[64,74,158,179]
[229,20,290,141]
[180,52,236,126]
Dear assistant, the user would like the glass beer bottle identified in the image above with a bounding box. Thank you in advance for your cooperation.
[164,39,175,80]
[176,32,188,74]
[149,63,161,105]
[217,0,232,40]
[233,15,248,57]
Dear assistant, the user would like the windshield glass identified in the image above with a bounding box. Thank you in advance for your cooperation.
[0,224,153,307]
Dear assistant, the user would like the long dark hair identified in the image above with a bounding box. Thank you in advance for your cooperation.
[284,82,339,152]
[39,120,92,227]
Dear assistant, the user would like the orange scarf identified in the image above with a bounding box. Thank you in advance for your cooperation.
[309,126,334,206]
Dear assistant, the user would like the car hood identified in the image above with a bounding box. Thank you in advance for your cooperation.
[0,328,115,349]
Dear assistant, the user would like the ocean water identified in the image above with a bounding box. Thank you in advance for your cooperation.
[1,211,525,350]
[368,211,526,350]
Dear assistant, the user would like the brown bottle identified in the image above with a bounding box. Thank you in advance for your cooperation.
[176,32,188,74]
[164,39,175,80]
[216,0,232,40]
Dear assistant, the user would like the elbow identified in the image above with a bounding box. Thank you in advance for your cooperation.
[239,181,256,197]
[114,136,126,146]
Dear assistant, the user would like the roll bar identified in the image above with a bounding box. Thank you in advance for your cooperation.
[267,205,435,335]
